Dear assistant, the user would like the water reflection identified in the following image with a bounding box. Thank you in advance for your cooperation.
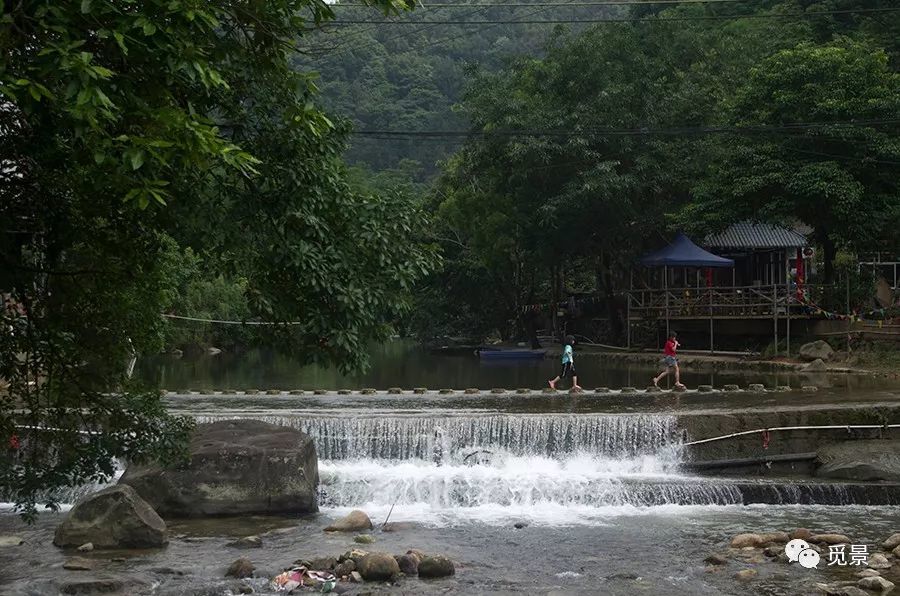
[137,340,892,392]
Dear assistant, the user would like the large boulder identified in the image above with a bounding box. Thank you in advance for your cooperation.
[815,440,900,482]
[418,555,455,578]
[119,420,318,517]
[54,485,167,549]
[799,340,834,362]
[325,510,373,532]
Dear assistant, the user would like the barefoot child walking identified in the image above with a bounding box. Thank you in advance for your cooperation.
[549,335,582,391]
[653,331,686,390]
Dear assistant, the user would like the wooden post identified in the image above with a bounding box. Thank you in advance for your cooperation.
[773,283,779,354]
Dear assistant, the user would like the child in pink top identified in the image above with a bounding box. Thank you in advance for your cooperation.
[653,331,686,389]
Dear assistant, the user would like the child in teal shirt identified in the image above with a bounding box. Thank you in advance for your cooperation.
[548,335,581,391]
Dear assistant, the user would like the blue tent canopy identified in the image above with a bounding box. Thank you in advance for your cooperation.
[639,233,734,268]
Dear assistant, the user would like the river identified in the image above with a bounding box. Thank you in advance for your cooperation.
[1,346,899,595]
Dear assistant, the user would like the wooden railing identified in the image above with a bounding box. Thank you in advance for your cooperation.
[627,284,828,320]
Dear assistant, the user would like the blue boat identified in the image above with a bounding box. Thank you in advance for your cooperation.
[478,348,546,361]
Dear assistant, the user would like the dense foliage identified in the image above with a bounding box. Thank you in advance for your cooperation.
[0,0,436,517]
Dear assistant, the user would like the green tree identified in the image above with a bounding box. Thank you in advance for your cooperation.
[0,0,429,518]
[683,39,900,283]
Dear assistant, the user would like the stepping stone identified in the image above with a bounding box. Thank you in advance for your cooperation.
[361,388,377,395]
[464,388,480,394]
[199,389,213,395]
[697,385,714,393]
[723,384,740,391]
[775,386,791,392]
[490,388,506,394]
[748,384,765,392]
[439,389,454,394]
[646,386,661,393]
[802,386,818,393]
[337,389,352,395]
[289,389,305,395]
[314,389,328,395]
[266,389,281,395]
[413,388,428,394]
[387,388,403,394]
[594,387,610,393]
[245,389,259,395]
[620,387,637,393]
[542,388,558,394]
[221,389,237,395]
[516,388,531,394]
[673,385,688,392]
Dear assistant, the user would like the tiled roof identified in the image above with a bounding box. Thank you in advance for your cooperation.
[704,221,807,249]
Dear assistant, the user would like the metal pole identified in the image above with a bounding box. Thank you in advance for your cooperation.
[664,266,670,338]
[773,283,778,354]
[785,251,791,357]
[709,281,714,353]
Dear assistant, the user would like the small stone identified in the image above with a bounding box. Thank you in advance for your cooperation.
[339,549,369,565]
[77,543,93,552]
[63,557,95,571]
[490,388,506,394]
[314,389,327,395]
[439,389,454,394]
[418,555,455,578]
[406,549,426,564]
[245,389,259,395]
[697,385,714,392]
[857,576,895,591]
[704,553,728,565]
[354,534,376,544]
[350,571,363,583]
[225,558,254,579]
[514,521,529,529]
[646,386,661,393]
[226,535,262,549]
[361,388,377,394]
[882,533,900,550]
[620,387,637,393]
[308,556,337,571]
[856,569,880,578]
[413,388,427,394]
[387,387,403,394]
[594,387,610,393]
[775,385,791,392]
[516,388,531,394]
[199,389,212,394]
[338,389,351,395]
[395,554,419,575]
[763,546,781,558]
[730,533,763,548]
[325,510,373,532]
[811,533,851,545]
[802,385,819,392]
[748,384,765,392]
[734,569,757,581]
[221,389,237,394]
[790,528,813,541]
[357,552,400,581]
[464,388,480,394]
[758,532,790,544]
[334,560,355,577]
[868,553,892,569]
[723,384,740,391]
[289,389,304,395]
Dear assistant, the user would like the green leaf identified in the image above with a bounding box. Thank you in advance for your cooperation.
[130,151,145,170]
[80,0,91,13]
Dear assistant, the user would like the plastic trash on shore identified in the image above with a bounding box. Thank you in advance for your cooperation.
[271,566,337,593]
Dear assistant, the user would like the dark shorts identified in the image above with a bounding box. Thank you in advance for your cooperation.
[663,355,678,368]
[560,362,575,378]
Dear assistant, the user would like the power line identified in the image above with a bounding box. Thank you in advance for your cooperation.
[350,120,900,139]
[327,7,900,24]
[332,0,749,6]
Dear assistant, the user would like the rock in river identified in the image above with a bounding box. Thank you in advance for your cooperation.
[225,558,255,579]
[815,440,900,482]
[730,534,763,548]
[882,533,900,550]
[418,555,456,578]
[325,510,373,532]
[799,340,834,362]
[357,552,400,581]
[395,554,419,575]
[120,419,318,517]
[857,576,895,592]
[53,485,167,549]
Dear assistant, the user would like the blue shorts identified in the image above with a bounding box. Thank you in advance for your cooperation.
[663,356,678,367]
